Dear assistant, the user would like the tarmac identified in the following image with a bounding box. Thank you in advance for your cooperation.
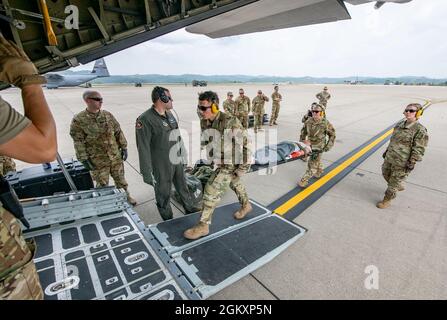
[2,83,446,299]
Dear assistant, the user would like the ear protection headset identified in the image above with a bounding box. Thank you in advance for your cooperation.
[211,97,219,114]
[416,108,424,119]
[155,86,170,103]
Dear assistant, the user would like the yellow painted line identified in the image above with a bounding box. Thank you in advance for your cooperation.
[274,128,394,215]
[275,100,433,216]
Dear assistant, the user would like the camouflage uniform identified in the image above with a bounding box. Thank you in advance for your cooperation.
[0,156,16,176]
[234,96,251,129]
[381,119,428,201]
[0,208,43,300]
[70,109,129,193]
[199,112,251,224]
[252,95,269,132]
[316,91,331,109]
[299,117,336,183]
[223,99,236,116]
[270,92,282,125]
[0,96,43,300]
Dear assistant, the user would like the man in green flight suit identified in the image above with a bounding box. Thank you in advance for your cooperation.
[70,91,137,206]
[184,91,252,240]
[136,87,197,220]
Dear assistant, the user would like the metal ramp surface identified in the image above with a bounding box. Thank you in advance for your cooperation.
[23,191,305,300]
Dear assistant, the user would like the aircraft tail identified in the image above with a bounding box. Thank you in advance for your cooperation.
[91,58,110,77]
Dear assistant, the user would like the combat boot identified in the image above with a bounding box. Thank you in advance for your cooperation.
[184,222,210,240]
[376,197,392,209]
[234,202,253,220]
[298,179,308,188]
[315,169,324,178]
[397,184,405,192]
[127,196,137,206]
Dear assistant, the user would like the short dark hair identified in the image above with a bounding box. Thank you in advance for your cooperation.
[151,86,169,103]
[198,91,219,104]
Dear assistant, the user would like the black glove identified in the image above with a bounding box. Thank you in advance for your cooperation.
[121,149,128,161]
[405,161,415,172]
[81,159,95,171]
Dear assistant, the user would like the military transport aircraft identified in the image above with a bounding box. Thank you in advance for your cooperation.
[1,0,420,301]
[0,0,412,73]
[45,58,110,89]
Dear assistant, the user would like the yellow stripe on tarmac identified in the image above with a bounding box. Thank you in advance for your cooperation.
[274,128,394,215]
[275,100,432,216]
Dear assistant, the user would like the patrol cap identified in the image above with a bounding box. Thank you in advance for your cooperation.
[324,86,328,90]
[227,91,233,96]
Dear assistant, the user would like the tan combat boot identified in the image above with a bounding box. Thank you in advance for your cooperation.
[315,169,324,178]
[298,179,308,188]
[397,184,405,192]
[127,196,137,206]
[234,202,253,220]
[184,222,210,240]
[376,197,392,209]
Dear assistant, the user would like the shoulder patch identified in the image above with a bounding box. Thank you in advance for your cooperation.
[136,120,143,129]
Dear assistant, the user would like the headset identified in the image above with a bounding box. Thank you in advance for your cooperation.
[211,98,219,114]
[155,86,171,104]
[416,108,424,119]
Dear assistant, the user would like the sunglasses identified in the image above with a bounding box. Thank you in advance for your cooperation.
[312,110,321,114]
[198,105,211,112]
[404,109,417,113]
[89,97,103,102]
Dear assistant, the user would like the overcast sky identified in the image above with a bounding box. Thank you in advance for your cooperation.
[73,0,447,78]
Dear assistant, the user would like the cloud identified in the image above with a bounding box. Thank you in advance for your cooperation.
[73,0,447,78]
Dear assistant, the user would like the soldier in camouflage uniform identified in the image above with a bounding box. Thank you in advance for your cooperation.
[235,88,251,129]
[377,103,429,209]
[184,91,252,240]
[270,86,283,126]
[0,156,16,176]
[223,92,236,116]
[0,34,57,299]
[316,86,331,110]
[252,90,269,133]
[70,91,137,206]
[298,104,336,188]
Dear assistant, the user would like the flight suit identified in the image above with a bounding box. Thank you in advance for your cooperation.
[70,109,130,194]
[252,95,269,132]
[235,96,251,129]
[270,92,282,125]
[136,106,196,220]
[299,117,336,183]
[382,119,428,200]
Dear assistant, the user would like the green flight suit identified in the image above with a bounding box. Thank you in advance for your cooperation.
[136,106,195,220]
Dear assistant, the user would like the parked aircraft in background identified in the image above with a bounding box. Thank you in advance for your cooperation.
[44,59,110,89]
